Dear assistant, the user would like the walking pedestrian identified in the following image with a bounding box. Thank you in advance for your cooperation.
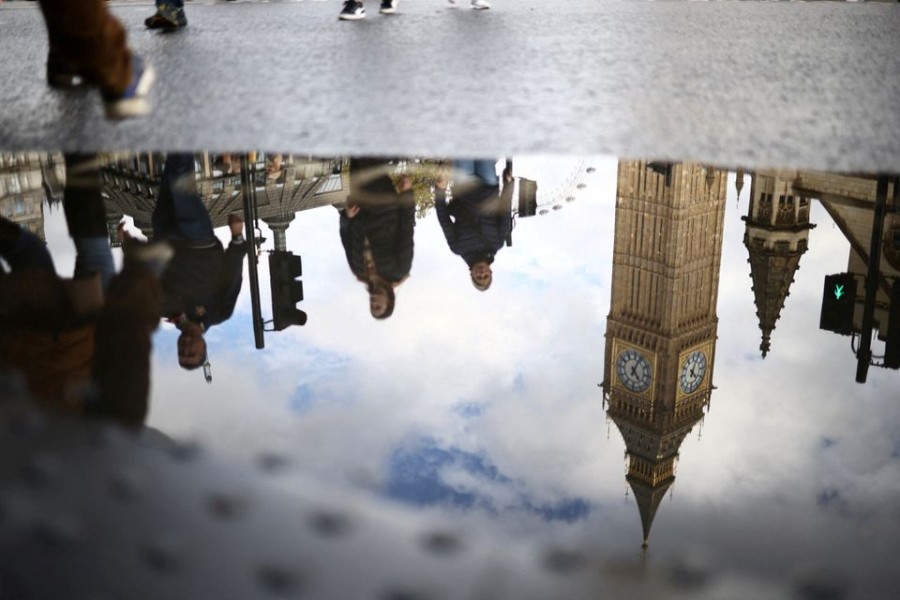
[339,0,399,21]
[37,0,154,118]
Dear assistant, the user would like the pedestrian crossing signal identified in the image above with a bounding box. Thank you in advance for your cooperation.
[819,273,857,335]
[269,251,307,330]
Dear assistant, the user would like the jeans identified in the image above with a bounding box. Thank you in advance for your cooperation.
[65,154,115,290]
[153,153,216,244]
[37,0,132,94]
[454,160,499,187]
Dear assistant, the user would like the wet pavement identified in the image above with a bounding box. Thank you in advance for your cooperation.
[2,0,900,597]
[1,1,899,171]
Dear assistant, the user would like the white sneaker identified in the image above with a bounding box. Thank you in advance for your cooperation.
[471,0,490,8]
[338,0,366,20]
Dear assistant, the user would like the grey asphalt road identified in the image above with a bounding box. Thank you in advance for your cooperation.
[0,0,898,172]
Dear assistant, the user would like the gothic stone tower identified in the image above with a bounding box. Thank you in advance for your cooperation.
[603,161,727,551]
[742,171,815,357]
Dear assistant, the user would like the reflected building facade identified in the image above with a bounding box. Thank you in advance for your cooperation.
[602,161,727,551]
[0,153,63,242]
[99,153,350,245]
[792,173,900,347]
[742,170,816,357]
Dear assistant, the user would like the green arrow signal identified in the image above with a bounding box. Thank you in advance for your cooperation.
[834,284,845,300]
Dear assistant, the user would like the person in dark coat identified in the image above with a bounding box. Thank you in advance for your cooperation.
[434,159,513,291]
[339,158,415,319]
[149,153,248,369]
[0,155,169,428]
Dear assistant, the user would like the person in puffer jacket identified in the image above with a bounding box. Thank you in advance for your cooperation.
[339,158,415,319]
[433,160,513,291]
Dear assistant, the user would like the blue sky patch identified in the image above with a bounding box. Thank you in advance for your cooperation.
[382,438,591,522]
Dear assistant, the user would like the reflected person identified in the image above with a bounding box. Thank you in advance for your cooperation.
[434,159,513,291]
[0,159,168,427]
[141,153,248,370]
[339,158,415,319]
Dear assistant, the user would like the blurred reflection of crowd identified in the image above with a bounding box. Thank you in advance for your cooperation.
[0,151,517,429]
[0,152,247,429]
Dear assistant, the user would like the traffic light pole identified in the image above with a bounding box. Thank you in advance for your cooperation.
[855,176,890,383]
[241,154,266,350]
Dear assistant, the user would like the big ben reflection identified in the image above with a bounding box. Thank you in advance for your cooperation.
[602,161,727,552]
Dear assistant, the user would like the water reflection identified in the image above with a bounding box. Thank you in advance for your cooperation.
[2,151,900,596]
[134,153,248,372]
[1,153,162,426]
[601,162,726,551]
[434,160,514,292]
[341,158,416,319]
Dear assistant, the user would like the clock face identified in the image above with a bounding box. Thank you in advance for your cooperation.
[680,350,707,394]
[615,349,652,393]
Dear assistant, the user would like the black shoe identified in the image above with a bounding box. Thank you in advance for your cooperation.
[379,0,397,14]
[339,0,365,20]
[145,6,187,30]
[47,61,86,89]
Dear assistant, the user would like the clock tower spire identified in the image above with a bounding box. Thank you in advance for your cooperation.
[603,161,726,552]
[741,170,815,357]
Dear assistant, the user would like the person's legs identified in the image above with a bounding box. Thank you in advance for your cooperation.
[63,154,115,290]
[454,160,476,179]
[152,159,179,241]
[37,0,154,118]
[37,0,131,94]
[473,159,499,186]
[453,160,499,195]
[44,17,84,88]
[158,153,216,243]
[455,160,498,186]
[90,261,162,428]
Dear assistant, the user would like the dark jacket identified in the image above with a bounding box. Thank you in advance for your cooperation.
[0,264,161,428]
[434,181,513,267]
[340,202,415,284]
[161,239,247,330]
[340,159,415,283]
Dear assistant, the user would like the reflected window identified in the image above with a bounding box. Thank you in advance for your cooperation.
[315,174,342,194]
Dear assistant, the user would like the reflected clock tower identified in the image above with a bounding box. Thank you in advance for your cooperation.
[602,161,727,551]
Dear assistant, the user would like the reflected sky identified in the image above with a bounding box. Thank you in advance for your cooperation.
[7,155,900,597]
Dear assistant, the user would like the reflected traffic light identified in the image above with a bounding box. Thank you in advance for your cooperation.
[819,273,858,335]
[269,251,307,330]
